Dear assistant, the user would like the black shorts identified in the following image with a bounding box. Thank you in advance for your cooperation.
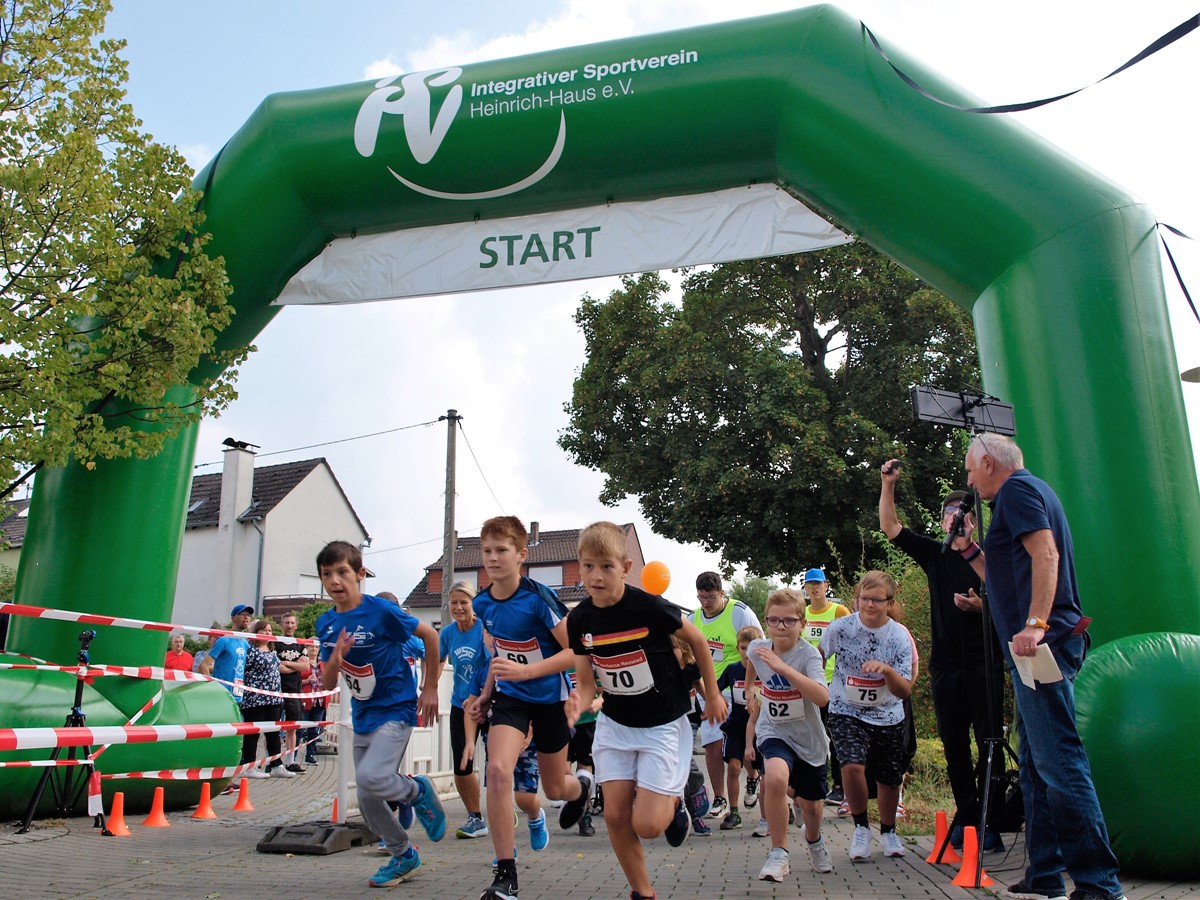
[489,693,570,754]
[568,720,596,767]
[450,705,483,777]
[721,729,762,769]
[827,713,910,787]
[284,697,304,721]
[756,738,828,802]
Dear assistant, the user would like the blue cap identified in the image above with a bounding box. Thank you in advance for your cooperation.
[230,604,254,617]
[803,568,827,583]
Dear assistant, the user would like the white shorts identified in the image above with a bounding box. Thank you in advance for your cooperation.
[593,713,691,796]
[699,716,726,747]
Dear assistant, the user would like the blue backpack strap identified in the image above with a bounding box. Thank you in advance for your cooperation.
[521,575,570,619]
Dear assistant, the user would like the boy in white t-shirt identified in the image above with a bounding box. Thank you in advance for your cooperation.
[744,588,833,883]
[819,570,915,862]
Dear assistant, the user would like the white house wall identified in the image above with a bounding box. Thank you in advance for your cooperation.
[261,467,368,602]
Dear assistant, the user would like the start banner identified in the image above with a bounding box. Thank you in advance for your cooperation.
[276,184,849,305]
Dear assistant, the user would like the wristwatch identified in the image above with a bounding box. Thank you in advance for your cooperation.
[1025,617,1050,630]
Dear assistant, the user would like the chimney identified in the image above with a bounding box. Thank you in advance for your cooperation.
[219,441,257,531]
[529,521,540,546]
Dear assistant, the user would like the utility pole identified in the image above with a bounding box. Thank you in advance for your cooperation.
[438,409,462,628]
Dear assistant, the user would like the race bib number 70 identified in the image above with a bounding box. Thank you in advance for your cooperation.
[592,649,654,696]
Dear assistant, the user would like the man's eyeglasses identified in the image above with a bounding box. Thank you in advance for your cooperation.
[858,595,892,605]
[765,616,802,628]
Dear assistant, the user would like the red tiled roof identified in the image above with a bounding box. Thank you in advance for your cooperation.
[0,498,32,550]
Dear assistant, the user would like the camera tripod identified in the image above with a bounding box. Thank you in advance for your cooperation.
[17,630,109,835]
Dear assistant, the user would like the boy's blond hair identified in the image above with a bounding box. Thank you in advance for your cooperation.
[736,625,763,645]
[766,587,807,618]
[480,515,527,550]
[577,521,629,562]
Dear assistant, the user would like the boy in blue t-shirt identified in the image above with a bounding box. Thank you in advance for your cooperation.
[470,516,590,900]
[316,541,445,888]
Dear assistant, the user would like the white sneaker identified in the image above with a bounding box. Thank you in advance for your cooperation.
[751,817,770,837]
[881,831,906,857]
[269,766,296,778]
[849,824,873,860]
[758,847,790,882]
[806,834,834,873]
[243,768,269,779]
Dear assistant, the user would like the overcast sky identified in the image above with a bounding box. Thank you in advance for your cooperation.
[102,1,1200,603]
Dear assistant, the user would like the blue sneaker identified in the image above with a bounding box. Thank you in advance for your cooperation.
[692,815,711,836]
[397,802,414,830]
[369,847,420,887]
[411,775,446,842]
[491,847,518,866]
[456,813,489,839]
[687,783,711,820]
[528,811,549,851]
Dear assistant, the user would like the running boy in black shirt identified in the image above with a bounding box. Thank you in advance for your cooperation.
[566,522,726,900]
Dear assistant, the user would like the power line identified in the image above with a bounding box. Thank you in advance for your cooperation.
[193,418,440,468]
[458,420,507,512]
[365,524,483,557]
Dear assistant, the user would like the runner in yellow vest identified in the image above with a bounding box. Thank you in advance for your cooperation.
[801,568,851,806]
[692,571,762,823]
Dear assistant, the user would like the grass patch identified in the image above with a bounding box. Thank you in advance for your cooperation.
[896,737,954,837]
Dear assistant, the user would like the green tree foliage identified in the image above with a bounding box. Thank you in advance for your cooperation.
[559,244,980,577]
[294,600,331,638]
[728,574,778,624]
[0,1,240,493]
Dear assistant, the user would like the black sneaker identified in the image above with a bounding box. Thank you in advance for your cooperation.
[664,799,690,847]
[826,786,844,806]
[590,784,604,816]
[559,771,593,829]
[578,811,595,836]
[285,763,306,774]
[481,865,519,900]
[1005,879,1068,900]
[1067,891,1125,900]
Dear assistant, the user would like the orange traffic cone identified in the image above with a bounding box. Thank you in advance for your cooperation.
[191,782,218,820]
[141,786,170,827]
[331,796,339,823]
[232,777,255,812]
[951,826,995,888]
[106,791,132,836]
[925,810,962,864]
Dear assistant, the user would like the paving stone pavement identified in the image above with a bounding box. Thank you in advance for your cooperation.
[2,755,1196,900]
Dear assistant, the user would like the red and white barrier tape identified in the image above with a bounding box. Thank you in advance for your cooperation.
[0,719,331,752]
[103,734,326,781]
[0,662,340,701]
[0,601,316,645]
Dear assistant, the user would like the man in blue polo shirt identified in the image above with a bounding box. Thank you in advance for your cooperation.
[200,604,252,702]
[958,434,1123,900]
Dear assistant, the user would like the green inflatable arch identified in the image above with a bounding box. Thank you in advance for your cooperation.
[4,4,1198,874]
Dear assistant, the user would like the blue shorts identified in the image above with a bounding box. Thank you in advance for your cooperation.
[757,737,828,802]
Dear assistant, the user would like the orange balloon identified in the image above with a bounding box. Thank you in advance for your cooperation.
[641,560,671,595]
